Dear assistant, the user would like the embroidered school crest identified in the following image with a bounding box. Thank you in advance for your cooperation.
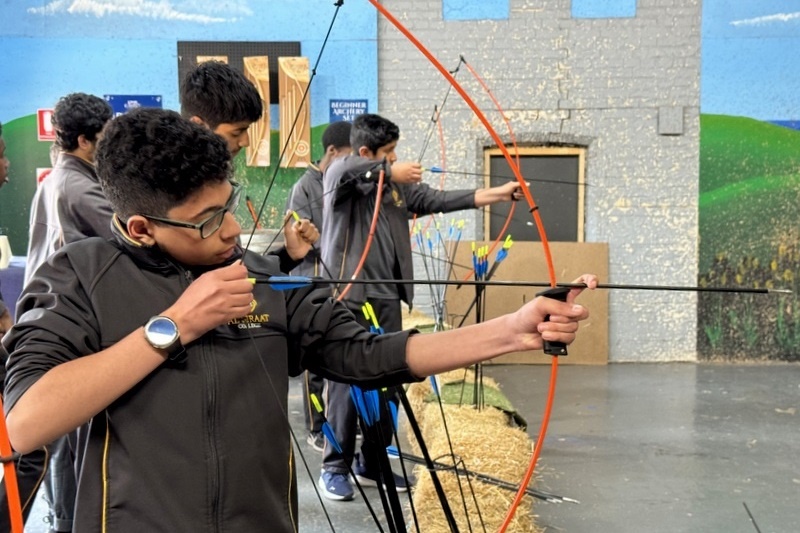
[392,188,403,207]
[228,298,270,329]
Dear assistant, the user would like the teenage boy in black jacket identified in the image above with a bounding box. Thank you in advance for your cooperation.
[180,59,320,268]
[3,108,594,532]
[318,113,527,500]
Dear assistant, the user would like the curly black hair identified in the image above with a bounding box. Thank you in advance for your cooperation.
[95,108,232,219]
[52,93,113,151]
[350,114,399,155]
[180,61,263,129]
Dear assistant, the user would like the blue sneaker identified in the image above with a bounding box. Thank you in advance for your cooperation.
[353,456,413,493]
[318,470,355,501]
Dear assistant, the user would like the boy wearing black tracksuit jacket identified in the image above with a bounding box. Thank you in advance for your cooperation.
[2,108,593,532]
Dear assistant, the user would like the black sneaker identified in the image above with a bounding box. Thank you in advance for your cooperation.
[306,431,325,452]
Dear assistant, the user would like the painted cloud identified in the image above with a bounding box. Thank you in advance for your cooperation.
[27,0,253,24]
[731,12,800,27]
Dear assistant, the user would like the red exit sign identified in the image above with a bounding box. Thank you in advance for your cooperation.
[37,109,56,142]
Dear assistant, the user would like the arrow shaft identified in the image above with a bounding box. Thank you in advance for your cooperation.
[391,450,576,503]
[429,167,585,187]
[255,277,787,294]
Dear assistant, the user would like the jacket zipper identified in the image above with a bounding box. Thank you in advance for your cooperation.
[182,269,221,532]
[203,339,221,532]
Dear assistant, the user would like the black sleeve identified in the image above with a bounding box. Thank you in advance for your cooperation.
[334,159,390,205]
[267,246,303,274]
[0,338,7,387]
[284,283,422,389]
[3,252,101,414]
[402,182,476,215]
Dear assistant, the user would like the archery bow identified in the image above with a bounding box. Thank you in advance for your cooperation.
[366,2,560,530]
[0,395,24,533]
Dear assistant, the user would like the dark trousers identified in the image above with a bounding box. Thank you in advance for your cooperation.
[303,371,325,434]
[0,447,47,531]
[322,298,402,474]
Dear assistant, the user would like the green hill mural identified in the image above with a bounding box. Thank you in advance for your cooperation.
[698,114,800,361]
[0,114,328,254]
[0,115,54,255]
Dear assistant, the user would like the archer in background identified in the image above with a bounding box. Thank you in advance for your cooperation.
[286,120,353,452]
[24,92,115,533]
[180,60,320,267]
[2,108,593,532]
[318,113,524,501]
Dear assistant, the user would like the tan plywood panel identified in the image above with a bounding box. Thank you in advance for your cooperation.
[278,56,311,168]
[445,241,609,364]
[243,56,271,167]
[196,55,228,64]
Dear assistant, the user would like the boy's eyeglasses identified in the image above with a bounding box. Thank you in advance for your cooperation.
[142,182,242,239]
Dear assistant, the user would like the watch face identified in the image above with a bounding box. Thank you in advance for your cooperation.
[147,317,178,347]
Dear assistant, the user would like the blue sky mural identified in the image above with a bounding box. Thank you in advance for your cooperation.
[0,1,370,40]
[702,0,800,122]
[0,1,377,125]
[0,0,380,254]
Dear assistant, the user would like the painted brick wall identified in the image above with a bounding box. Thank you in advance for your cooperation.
[377,0,701,361]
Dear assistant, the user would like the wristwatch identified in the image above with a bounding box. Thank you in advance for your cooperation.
[143,316,186,362]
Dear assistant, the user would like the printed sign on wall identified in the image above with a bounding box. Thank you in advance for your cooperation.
[329,99,367,123]
[104,95,163,117]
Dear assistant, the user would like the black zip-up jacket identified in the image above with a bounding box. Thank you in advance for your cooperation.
[321,156,476,306]
[3,225,418,532]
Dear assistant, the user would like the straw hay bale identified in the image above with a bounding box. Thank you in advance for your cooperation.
[403,371,542,532]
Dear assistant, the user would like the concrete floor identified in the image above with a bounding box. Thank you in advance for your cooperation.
[490,363,800,533]
[24,363,800,532]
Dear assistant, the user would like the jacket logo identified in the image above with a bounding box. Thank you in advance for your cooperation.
[392,188,403,207]
[229,298,270,329]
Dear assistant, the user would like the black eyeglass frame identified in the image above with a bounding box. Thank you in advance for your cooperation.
[141,181,242,239]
